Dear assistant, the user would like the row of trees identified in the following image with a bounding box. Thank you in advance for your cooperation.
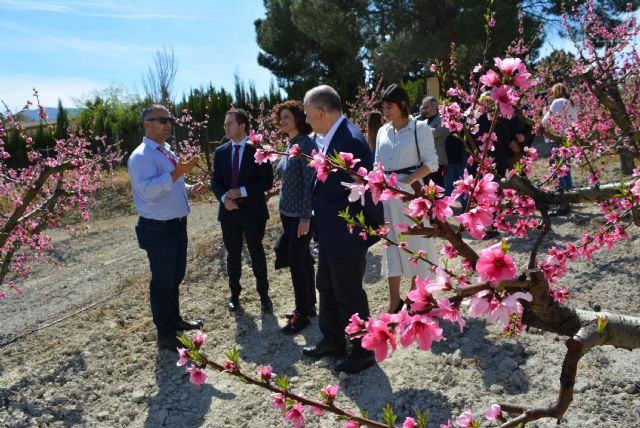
[255,0,637,100]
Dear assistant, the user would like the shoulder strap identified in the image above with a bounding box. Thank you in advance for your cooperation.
[413,119,422,167]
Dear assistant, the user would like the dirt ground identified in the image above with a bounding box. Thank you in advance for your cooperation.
[0,152,639,428]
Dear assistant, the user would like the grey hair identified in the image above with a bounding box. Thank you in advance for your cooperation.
[422,96,438,106]
[141,104,170,123]
[303,85,342,113]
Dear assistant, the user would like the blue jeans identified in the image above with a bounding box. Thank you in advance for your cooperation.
[445,163,468,208]
[549,158,573,190]
[135,217,187,339]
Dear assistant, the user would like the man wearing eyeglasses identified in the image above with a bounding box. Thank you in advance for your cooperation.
[128,104,208,352]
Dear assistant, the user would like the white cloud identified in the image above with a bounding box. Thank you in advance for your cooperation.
[0,74,111,110]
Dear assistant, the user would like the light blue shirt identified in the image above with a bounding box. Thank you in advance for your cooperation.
[128,136,190,220]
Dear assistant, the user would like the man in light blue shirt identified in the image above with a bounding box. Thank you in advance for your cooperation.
[128,104,208,352]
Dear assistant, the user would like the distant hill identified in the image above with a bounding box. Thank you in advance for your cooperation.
[20,107,82,122]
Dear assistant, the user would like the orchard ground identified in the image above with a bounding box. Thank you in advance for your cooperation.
[0,148,639,427]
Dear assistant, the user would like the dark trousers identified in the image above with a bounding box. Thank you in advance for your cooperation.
[316,251,370,354]
[426,165,446,188]
[220,210,269,299]
[135,217,187,339]
[281,215,316,316]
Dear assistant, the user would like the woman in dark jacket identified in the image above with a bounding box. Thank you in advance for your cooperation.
[274,100,317,334]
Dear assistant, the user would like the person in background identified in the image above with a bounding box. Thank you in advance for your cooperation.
[211,109,274,313]
[375,84,439,314]
[366,111,383,154]
[128,104,207,352]
[273,100,317,334]
[417,96,448,187]
[542,82,578,216]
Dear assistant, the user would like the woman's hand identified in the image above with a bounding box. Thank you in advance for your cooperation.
[297,219,310,238]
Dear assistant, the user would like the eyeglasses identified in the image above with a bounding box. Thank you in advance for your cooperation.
[146,117,175,125]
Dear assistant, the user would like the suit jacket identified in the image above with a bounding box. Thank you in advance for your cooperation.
[210,141,274,222]
[312,119,384,257]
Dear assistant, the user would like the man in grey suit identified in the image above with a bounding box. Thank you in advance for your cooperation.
[417,96,448,187]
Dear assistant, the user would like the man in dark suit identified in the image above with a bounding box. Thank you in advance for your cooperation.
[211,109,274,312]
[301,85,384,374]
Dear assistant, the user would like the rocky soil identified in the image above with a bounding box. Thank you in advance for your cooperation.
[0,155,639,428]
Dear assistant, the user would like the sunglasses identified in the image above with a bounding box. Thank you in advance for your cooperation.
[146,116,175,125]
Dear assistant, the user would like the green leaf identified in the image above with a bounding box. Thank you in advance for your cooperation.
[382,403,397,425]
[275,375,289,391]
[177,335,193,350]
[596,315,608,333]
[224,346,240,364]
[414,407,430,428]
[501,239,511,254]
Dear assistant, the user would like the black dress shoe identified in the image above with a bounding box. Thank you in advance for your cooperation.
[176,318,204,331]
[227,297,241,312]
[302,340,347,359]
[335,352,376,374]
[281,312,310,335]
[157,336,183,353]
[260,297,273,313]
[286,306,317,319]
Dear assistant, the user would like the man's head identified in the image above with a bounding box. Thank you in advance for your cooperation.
[303,85,342,135]
[224,108,250,142]
[142,105,174,143]
[420,96,439,119]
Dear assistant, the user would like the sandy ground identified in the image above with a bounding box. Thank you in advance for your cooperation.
[0,154,639,427]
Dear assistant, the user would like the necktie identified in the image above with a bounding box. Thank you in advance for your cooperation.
[231,144,240,188]
[157,146,177,167]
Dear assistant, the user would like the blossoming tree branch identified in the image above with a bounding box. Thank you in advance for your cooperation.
[0,91,121,297]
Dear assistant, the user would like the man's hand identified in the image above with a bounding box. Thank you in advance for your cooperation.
[224,198,239,211]
[297,219,310,238]
[171,155,200,182]
[225,188,242,200]
[189,182,208,197]
[509,141,521,153]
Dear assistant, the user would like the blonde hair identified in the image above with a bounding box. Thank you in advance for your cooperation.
[550,83,570,100]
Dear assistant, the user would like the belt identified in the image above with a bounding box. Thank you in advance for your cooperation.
[139,216,187,223]
[385,166,417,175]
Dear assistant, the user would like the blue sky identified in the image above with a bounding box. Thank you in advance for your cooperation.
[0,0,276,109]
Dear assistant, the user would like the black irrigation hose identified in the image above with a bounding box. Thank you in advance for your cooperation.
[0,291,123,348]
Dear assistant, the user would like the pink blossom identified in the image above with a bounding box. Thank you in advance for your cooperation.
[488,17,496,27]
[439,420,453,428]
[192,330,207,349]
[254,145,279,163]
[271,393,286,411]
[479,69,501,87]
[491,85,519,118]
[321,384,339,403]
[430,63,437,72]
[288,144,301,158]
[402,417,418,428]
[249,130,263,146]
[361,317,396,362]
[257,365,277,382]
[466,289,493,318]
[431,196,455,222]
[309,406,325,415]
[408,197,431,218]
[342,181,368,206]
[456,410,475,427]
[186,365,208,385]
[309,150,331,182]
[176,348,190,366]
[474,173,500,205]
[345,313,366,337]
[339,152,360,169]
[484,404,503,421]
[455,206,495,240]
[344,420,362,428]
[441,242,458,259]
[431,299,466,332]
[486,292,533,326]
[222,360,237,373]
[283,403,305,428]
[399,313,443,350]
[473,64,483,73]
[476,242,518,283]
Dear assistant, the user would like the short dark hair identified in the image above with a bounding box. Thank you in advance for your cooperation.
[225,108,250,132]
[274,100,312,135]
[422,96,438,106]
[303,85,342,113]
[380,84,410,118]
[141,104,170,123]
